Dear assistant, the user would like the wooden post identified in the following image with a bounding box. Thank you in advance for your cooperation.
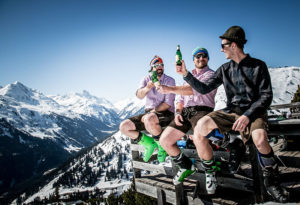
[171,161,187,205]
[131,140,141,179]
[248,143,268,203]
[156,188,166,205]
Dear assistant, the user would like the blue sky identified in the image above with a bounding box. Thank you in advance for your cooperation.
[1,0,300,102]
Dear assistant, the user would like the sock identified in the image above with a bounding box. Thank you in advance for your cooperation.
[152,130,162,141]
[133,132,143,143]
[257,149,277,169]
[201,159,214,171]
[171,152,192,169]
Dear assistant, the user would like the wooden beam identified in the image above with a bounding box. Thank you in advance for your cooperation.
[269,102,300,109]
[132,161,173,175]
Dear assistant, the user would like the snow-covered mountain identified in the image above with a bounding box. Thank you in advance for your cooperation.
[114,97,145,120]
[3,66,300,204]
[0,82,124,197]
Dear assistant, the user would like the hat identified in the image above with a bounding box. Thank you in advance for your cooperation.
[192,47,209,60]
[150,55,163,67]
[219,26,247,44]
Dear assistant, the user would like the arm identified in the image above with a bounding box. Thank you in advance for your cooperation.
[175,102,184,114]
[174,102,184,126]
[136,81,154,99]
[177,60,222,94]
[153,102,171,112]
[157,84,193,95]
[243,63,273,121]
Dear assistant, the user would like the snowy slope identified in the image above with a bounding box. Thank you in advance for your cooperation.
[51,90,118,122]
[0,82,121,197]
[114,97,145,120]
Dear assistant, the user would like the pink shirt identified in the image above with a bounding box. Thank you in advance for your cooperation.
[139,73,176,112]
[178,66,216,108]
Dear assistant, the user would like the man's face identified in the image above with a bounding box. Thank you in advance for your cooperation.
[193,52,208,69]
[152,62,164,76]
[221,39,232,59]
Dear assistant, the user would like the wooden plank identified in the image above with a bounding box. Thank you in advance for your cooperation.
[268,119,300,125]
[269,102,300,109]
[135,181,177,204]
[132,161,173,175]
[187,172,253,193]
[130,143,158,154]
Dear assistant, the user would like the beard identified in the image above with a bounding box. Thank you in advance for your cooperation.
[196,62,207,69]
[156,69,164,77]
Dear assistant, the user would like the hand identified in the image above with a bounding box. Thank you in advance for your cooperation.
[176,60,188,76]
[232,115,250,132]
[157,85,170,94]
[146,81,154,89]
[174,113,184,126]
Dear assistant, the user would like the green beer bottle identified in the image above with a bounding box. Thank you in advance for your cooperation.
[176,45,182,65]
[151,70,160,87]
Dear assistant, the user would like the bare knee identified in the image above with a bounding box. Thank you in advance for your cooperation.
[119,119,135,133]
[144,113,159,127]
[194,116,217,137]
[159,128,182,149]
[252,129,269,152]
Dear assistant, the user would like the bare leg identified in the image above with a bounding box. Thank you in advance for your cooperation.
[143,113,162,136]
[119,119,139,139]
[252,129,271,154]
[193,116,218,160]
[159,127,185,156]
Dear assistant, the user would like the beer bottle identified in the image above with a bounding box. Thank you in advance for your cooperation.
[176,45,182,65]
[151,70,160,87]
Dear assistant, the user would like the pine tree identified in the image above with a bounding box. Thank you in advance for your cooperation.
[291,85,300,114]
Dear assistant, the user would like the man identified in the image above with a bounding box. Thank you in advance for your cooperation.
[157,47,217,189]
[176,26,288,202]
[119,55,175,163]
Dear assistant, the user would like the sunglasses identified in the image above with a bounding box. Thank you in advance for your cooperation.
[194,53,208,59]
[221,42,232,49]
[152,63,164,68]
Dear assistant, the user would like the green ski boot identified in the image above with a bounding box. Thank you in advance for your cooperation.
[138,133,158,162]
[155,140,167,163]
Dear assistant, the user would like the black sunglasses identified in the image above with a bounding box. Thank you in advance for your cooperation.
[194,53,208,59]
[221,42,232,49]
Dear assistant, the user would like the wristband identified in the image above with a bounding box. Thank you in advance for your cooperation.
[176,112,181,115]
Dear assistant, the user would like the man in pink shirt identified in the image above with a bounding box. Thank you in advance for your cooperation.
[119,55,175,163]
[157,47,217,185]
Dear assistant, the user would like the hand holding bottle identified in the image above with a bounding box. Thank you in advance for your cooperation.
[146,81,155,90]
[176,60,188,77]
[151,70,160,87]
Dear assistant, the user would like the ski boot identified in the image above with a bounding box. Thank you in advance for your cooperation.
[138,133,158,162]
[172,152,195,185]
[155,140,167,163]
[202,160,221,195]
[263,166,289,203]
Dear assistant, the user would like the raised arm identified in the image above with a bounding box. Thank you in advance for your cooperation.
[177,60,222,94]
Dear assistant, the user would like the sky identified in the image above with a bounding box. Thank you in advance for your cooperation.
[1,0,300,102]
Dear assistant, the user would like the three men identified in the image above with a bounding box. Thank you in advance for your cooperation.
[119,55,175,163]
[176,26,287,202]
[157,47,217,190]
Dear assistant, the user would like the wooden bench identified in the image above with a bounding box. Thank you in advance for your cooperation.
[130,102,300,204]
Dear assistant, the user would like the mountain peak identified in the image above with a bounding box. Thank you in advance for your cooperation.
[0,81,33,100]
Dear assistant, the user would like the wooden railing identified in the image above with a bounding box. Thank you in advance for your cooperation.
[130,102,300,204]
